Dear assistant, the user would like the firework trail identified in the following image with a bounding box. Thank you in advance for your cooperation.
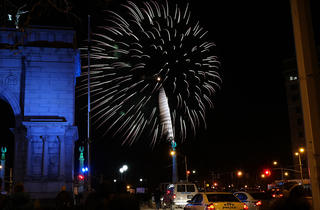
[78,0,221,145]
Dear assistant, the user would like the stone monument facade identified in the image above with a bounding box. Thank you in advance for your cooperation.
[0,26,80,198]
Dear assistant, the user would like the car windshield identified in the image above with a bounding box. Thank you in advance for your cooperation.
[206,194,239,202]
[186,185,195,192]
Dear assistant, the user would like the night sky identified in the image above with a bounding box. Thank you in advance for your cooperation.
[2,0,320,188]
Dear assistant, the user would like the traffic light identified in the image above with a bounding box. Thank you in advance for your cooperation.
[78,174,85,181]
[81,167,89,173]
[263,169,271,176]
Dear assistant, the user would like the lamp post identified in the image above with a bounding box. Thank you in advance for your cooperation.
[273,161,284,181]
[119,165,128,181]
[295,148,305,184]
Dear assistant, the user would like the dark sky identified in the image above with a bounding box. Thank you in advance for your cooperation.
[83,0,298,186]
[2,0,320,188]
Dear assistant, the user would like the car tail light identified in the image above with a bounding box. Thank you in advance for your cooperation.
[272,194,276,198]
[256,201,262,206]
[243,204,249,210]
[206,204,215,209]
[166,190,170,195]
[172,194,176,199]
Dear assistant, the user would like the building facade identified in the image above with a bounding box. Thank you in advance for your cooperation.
[0,26,80,198]
[283,58,308,179]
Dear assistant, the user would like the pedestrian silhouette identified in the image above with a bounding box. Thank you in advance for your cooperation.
[4,182,33,210]
[55,185,73,210]
[0,178,8,209]
[154,188,161,210]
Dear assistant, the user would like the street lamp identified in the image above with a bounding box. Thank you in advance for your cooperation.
[272,161,285,181]
[295,148,305,184]
[119,165,128,181]
[170,150,176,156]
[237,171,243,177]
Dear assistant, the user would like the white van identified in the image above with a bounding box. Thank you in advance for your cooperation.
[166,182,198,208]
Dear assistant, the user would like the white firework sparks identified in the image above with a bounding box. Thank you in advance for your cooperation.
[78,0,222,145]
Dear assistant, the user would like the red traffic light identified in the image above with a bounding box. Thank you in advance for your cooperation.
[78,174,85,181]
[263,169,271,176]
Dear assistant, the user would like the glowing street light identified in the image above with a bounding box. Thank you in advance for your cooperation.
[170,150,176,156]
[295,148,305,184]
[284,172,289,177]
[273,161,278,166]
[299,147,305,153]
[237,171,243,177]
[119,164,128,181]
[192,170,196,174]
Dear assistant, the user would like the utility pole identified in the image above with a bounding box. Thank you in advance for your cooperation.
[87,14,92,192]
[185,156,188,182]
[290,0,320,209]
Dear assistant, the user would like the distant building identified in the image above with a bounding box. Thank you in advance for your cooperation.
[283,58,308,179]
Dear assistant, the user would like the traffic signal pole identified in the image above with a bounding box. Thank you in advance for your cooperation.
[290,0,320,209]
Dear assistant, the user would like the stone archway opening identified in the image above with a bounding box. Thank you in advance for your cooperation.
[0,99,15,192]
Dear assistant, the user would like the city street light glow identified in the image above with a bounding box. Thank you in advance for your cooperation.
[113,179,117,182]
[140,178,143,182]
[237,171,243,177]
[261,174,266,178]
[120,164,128,174]
[284,172,289,176]
[170,150,176,156]
[295,152,299,156]
[299,148,305,153]
[273,161,278,166]
[192,170,196,174]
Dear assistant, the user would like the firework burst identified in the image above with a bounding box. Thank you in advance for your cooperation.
[78,0,221,145]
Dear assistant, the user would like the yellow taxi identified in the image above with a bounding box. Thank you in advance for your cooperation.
[184,192,248,210]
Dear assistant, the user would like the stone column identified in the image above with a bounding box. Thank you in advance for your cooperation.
[26,136,32,178]
[41,136,48,178]
[58,136,65,178]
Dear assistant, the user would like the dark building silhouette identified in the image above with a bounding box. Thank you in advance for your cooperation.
[283,58,308,180]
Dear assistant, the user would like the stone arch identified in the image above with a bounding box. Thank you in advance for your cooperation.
[0,89,21,118]
[0,94,16,192]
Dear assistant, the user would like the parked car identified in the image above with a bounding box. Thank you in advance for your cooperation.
[163,182,198,209]
[234,191,272,210]
[184,192,248,210]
